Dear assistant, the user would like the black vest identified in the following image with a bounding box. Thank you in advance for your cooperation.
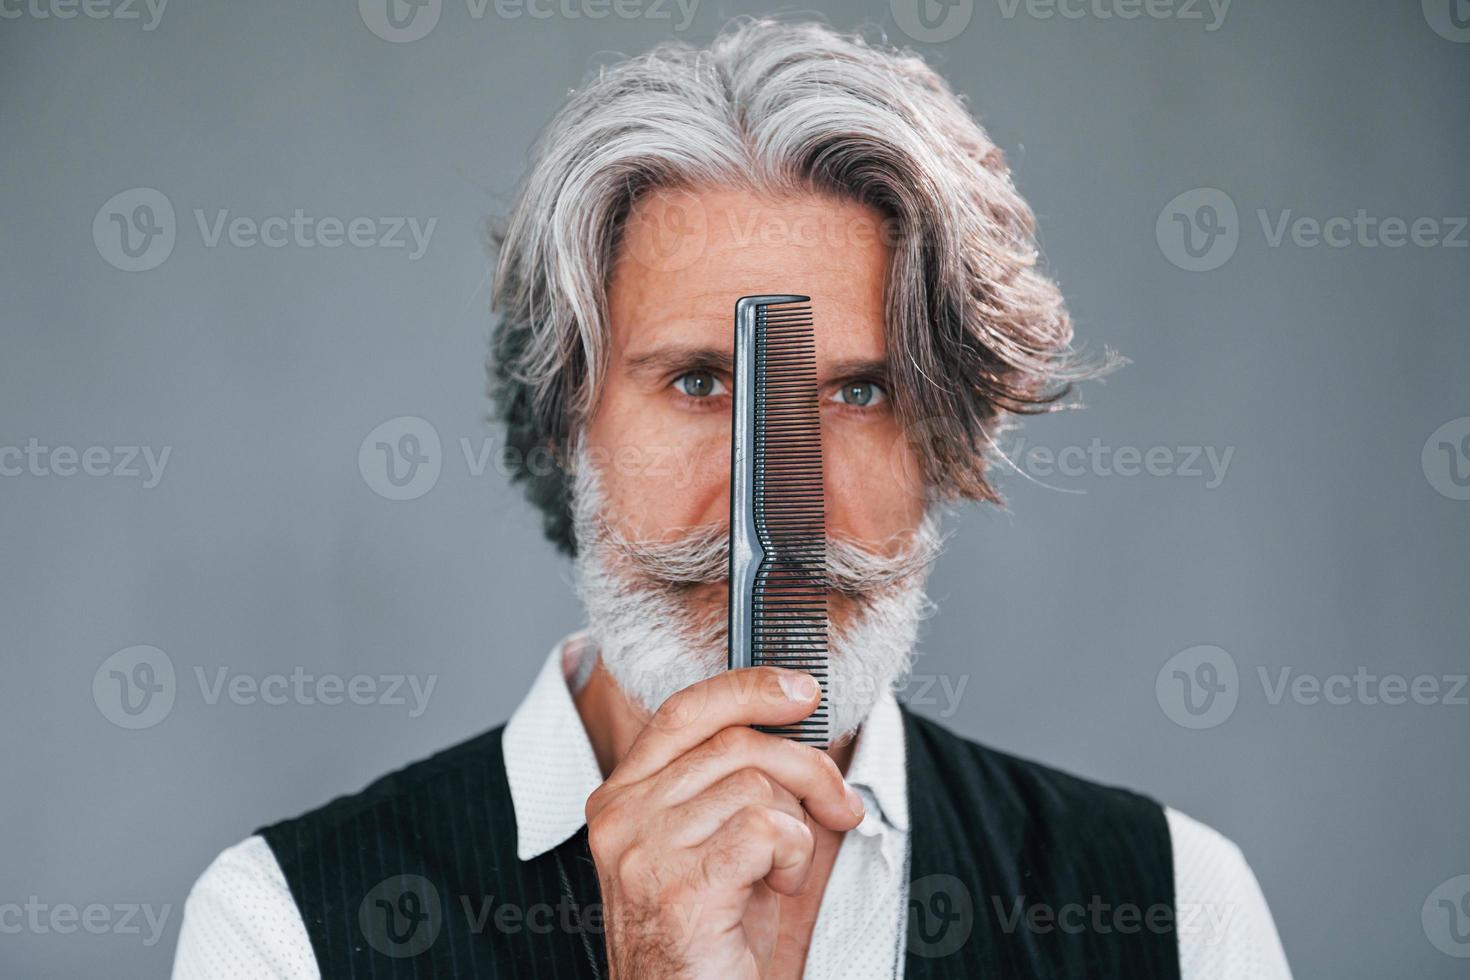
[259,706,1179,978]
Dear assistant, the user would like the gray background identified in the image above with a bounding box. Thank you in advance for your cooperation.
[2,0,1467,976]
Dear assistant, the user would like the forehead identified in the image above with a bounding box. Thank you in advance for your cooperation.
[606,185,892,359]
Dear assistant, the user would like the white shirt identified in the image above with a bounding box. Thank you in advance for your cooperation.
[173,630,1292,979]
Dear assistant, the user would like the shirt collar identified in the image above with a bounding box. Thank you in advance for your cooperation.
[502,630,605,861]
[502,629,910,861]
[844,683,910,834]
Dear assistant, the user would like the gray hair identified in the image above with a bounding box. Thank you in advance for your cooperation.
[488,16,1111,556]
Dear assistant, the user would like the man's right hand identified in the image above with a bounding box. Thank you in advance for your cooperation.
[584,667,866,979]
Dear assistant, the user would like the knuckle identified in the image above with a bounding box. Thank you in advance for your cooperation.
[652,687,701,732]
[614,846,640,880]
[586,793,634,857]
[732,767,774,801]
[710,726,754,756]
[586,814,615,858]
[590,791,624,828]
[616,846,660,896]
[584,784,609,820]
[735,804,777,835]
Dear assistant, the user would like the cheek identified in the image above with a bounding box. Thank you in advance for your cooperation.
[823,418,927,540]
[583,395,732,536]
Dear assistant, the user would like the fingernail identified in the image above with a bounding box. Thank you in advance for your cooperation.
[779,671,819,702]
[845,783,865,818]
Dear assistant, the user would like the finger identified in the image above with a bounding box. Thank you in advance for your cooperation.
[647,726,864,832]
[660,767,805,847]
[608,667,821,787]
[694,805,814,897]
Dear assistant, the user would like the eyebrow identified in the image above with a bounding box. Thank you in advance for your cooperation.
[623,345,890,386]
[624,345,732,382]
[825,357,890,385]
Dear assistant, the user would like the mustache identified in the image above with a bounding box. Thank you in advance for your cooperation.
[586,511,947,599]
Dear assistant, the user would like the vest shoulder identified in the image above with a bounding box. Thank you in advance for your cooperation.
[900,708,1180,979]
[258,723,509,845]
[902,706,1164,823]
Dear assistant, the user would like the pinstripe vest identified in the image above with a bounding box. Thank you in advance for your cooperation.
[260,706,1179,978]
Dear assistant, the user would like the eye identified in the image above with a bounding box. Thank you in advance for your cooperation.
[673,370,728,399]
[829,380,887,408]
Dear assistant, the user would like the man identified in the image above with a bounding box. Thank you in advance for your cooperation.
[173,18,1291,979]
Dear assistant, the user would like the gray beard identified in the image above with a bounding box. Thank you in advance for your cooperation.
[567,441,945,745]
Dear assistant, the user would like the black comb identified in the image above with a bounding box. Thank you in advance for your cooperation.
[727,295,829,747]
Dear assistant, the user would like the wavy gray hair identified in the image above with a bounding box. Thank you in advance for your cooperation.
[488,17,1110,556]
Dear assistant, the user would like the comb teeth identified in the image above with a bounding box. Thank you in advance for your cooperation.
[728,295,829,747]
